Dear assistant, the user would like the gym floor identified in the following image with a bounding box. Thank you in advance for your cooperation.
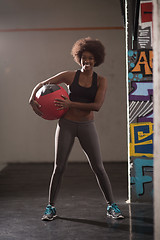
[0,162,153,240]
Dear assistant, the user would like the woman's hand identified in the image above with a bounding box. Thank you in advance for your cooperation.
[30,100,43,116]
[54,95,71,110]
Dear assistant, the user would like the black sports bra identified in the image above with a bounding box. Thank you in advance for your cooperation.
[69,70,98,103]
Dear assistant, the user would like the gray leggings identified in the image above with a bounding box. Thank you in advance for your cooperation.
[48,118,114,205]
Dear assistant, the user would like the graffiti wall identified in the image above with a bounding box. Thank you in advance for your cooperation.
[128,0,153,201]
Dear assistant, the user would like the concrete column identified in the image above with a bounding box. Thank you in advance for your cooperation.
[153,0,160,239]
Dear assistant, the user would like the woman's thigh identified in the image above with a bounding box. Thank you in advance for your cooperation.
[77,121,103,170]
[55,118,76,169]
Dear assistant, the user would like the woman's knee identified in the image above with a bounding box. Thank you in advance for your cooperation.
[54,163,66,175]
[92,163,106,176]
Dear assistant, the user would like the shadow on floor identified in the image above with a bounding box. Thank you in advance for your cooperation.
[0,163,153,240]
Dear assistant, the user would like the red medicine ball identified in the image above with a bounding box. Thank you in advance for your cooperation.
[35,84,69,120]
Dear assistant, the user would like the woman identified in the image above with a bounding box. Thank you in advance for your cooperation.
[29,37,124,220]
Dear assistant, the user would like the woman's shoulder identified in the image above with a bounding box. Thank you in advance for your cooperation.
[58,70,77,85]
[96,74,107,87]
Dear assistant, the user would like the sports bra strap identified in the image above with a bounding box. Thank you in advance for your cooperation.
[92,72,97,86]
[73,70,81,83]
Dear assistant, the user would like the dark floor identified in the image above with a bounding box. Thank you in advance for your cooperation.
[0,163,153,240]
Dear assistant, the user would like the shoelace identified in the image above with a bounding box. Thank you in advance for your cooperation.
[45,206,53,214]
[111,203,121,213]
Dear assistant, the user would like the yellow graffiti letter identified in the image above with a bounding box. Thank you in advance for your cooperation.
[132,51,152,75]
[149,50,153,69]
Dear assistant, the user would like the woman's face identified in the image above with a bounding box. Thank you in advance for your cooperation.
[80,51,95,71]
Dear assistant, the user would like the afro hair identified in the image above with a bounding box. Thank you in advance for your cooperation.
[71,37,105,67]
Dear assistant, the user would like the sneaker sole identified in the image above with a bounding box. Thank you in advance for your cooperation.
[107,213,124,219]
[41,214,57,221]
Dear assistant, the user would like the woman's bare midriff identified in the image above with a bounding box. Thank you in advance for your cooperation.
[63,108,94,122]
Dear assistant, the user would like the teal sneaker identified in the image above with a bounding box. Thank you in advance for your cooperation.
[107,203,124,219]
[41,205,57,221]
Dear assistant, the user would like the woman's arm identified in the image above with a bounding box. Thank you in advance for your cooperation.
[29,71,73,103]
[29,71,74,116]
[55,76,107,112]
